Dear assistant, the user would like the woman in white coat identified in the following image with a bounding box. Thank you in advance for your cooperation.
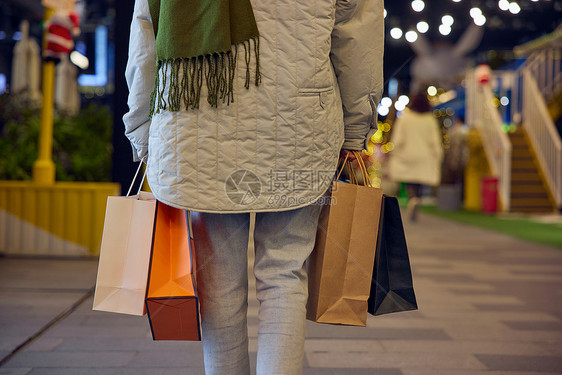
[388,93,443,221]
[123,0,384,373]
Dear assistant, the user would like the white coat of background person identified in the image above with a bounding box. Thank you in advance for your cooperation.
[388,92,443,219]
[123,0,384,374]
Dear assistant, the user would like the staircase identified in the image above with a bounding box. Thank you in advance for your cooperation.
[509,127,556,213]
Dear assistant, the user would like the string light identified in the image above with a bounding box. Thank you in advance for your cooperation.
[470,6,486,26]
[390,27,403,39]
[384,0,542,42]
[405,30,419,43]
[417,21,429,33]
[398,95,410,105]
[381,97,393,107]
[378,106,390,117]
[498,0,510,11]
[474,14,486,26]
[439,24,452,35]
[509,2,521,14]
[442,15,454,26]
[469,7,482,18]
[427,86,438,96]
[411,0,425,12]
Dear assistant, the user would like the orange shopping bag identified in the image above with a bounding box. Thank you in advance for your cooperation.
[145,202,201,341]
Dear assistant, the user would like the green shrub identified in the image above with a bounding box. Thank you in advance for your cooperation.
[0,94,113,182]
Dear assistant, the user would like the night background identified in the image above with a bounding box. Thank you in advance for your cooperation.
[0,0,561,188]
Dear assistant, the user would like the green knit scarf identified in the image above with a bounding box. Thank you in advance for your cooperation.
[147,0,261,116]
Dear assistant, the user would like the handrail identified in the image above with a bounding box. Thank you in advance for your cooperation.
[525,48,562,100]
[522,70,562,208]
[466,70,512,211]
[511,47,562,125]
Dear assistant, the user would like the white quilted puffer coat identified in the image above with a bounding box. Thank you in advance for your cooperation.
[123,0,384,213]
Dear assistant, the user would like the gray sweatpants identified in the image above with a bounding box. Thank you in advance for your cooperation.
[192,203,322,375]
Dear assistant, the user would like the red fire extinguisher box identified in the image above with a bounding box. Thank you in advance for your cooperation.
[481,176,498,213]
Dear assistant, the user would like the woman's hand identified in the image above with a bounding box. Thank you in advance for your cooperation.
[339,149,357,161]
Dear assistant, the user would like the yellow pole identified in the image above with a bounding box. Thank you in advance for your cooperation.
[464,128,491,211]
[32,7,56,185]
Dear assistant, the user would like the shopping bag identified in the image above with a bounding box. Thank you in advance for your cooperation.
[93,161,155,316]
[307,152,384,326]
[145,202,201,341]
[368,195,418,316]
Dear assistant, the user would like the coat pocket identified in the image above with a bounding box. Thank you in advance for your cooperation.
[297,88,335,152]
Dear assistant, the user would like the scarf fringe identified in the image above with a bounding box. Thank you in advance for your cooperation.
[149,37,261,117]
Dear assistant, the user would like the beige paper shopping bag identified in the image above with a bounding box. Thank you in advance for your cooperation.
[93,161,157,316]
[307,153,383,326]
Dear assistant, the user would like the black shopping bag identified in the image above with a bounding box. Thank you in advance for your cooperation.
[368,196,418,316]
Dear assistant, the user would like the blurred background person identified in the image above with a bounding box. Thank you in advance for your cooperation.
[387,92,443,221]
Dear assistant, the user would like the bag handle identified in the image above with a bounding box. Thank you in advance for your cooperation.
[336,152,359,183]
[353,151,373,188]
[126,156,148,197]
[336,151,372,188]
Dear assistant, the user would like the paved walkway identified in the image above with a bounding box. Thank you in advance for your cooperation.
[1,213,561,374]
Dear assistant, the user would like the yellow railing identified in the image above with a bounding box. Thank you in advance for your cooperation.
[0,181,119,255]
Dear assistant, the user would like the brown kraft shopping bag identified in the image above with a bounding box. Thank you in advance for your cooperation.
[307,152,383,326]
[145,202,201,341]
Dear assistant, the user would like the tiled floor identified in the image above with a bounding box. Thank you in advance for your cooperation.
[1,212,561,374]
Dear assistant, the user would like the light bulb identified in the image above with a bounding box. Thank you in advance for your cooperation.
[398,95,410,105]
[417,21,429,33]
[378,105,390,117]
[439,24,452,35]
[405,31,419,43]
[498,0,510,11]
[509,2,521,14]
[411,0,425,12]
[442,15,454,26]
[470,7,482,18]
[381,97,393,108]
[390,27,403,39]
[474,15,486,26]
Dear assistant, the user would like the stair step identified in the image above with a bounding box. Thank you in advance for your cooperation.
[511,197,552,205]
[512,168,539,173]
[511,192,549,199]
[511,173,542,182]
[510,138,527,147]
[512,160,536,169]
[512,143,529,149]
[512,149,533,157]
[512,157,534,163]
[510,206,555,213]
[509,131,525,138]
[511,184,546,195]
